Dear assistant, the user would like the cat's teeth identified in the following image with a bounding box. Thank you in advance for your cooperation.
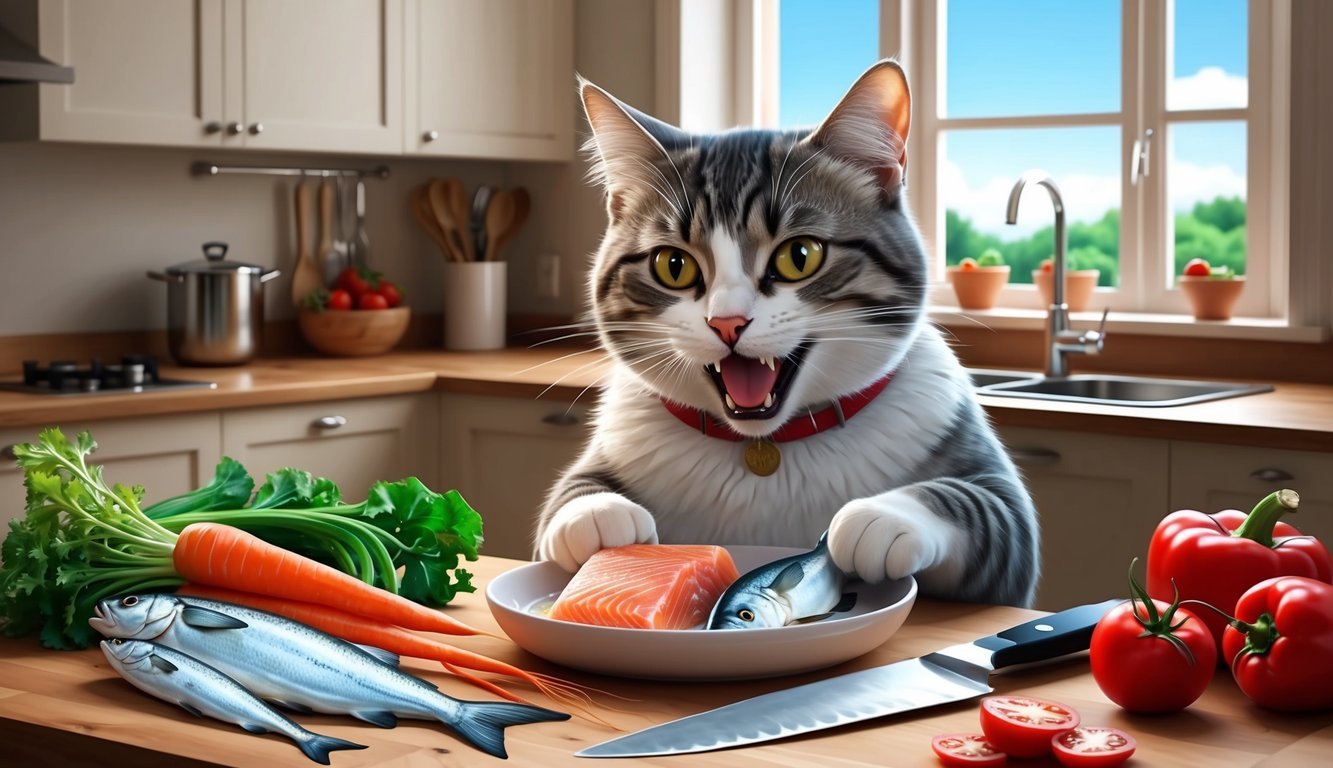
[712,360,723,373]
[762,356,776,371]
[725,393,738,410]
[764,393,774,408]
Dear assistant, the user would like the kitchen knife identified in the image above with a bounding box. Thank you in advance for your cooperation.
[577,598,1121,758]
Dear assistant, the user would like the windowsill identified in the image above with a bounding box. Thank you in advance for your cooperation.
[929,306,1330,343]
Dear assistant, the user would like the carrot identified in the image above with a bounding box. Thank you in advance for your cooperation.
[175,582,617,726]
[172,522,493,639]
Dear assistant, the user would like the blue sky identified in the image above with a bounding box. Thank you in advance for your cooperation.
[778,0,1248,234]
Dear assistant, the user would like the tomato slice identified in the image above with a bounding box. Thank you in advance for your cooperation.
[1052,726,1137,768]
[979,695,1080,758]
[930,733,1007,766]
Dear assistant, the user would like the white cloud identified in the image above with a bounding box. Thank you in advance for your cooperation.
[939,158,1119,237]
[1170,159,1246,211]
[1168,66,1248,111]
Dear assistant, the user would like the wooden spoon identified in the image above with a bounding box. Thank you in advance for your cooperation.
[482,189,516,262]
[489,186,530,261]
[410,185,461,262]
[442,178,474,258]
[428,178,473,262]
[316,179,339,286]
[290,180,324,306]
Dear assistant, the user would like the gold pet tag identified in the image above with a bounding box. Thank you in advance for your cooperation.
[744,439,781,476]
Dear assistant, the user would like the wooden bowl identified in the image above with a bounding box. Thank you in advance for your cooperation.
[298,306,410,356]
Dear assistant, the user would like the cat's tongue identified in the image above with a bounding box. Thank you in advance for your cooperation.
[719,354,779,409]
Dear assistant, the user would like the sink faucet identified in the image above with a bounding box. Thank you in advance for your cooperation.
[1005,171,1107,377]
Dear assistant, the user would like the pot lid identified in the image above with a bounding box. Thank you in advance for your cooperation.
[164,242,271,276]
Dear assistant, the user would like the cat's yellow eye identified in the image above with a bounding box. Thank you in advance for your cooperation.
[651,248,701,290]
[771,237,825,282]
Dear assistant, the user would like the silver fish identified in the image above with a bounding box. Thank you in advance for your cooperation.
[90,593,568,759]
[707,533,856,630]
[100,638,365,765]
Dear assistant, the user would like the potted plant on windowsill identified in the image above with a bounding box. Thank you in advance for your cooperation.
[1032,257,1101,312]
[1178,258,1244,320]
[948,249,1010,310]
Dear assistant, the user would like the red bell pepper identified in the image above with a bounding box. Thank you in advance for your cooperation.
[1146,489,1333,658]
[1222,576,1333,711]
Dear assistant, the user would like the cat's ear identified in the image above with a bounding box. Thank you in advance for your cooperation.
[580,76,690,221]
[805,59,911,191]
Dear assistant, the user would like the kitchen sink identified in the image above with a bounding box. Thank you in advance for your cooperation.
[967,369,1043,389]
[976,373,1273,408]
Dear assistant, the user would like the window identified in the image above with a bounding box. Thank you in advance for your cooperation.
[754,0,1289,322]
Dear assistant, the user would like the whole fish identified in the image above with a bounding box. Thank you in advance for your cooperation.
[707,533,856,629]
[90,594,568,759]
[100,638,366,765]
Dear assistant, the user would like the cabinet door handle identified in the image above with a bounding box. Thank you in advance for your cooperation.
[0,444,15,461]
[227,121,246,135]
[1250,468,1294,483]
[313,416,348,430]
[1009,447,1062,467]
[203,121,223,135]
[249,122,264,136]
[422,129,440,142]
[541,411,580,427]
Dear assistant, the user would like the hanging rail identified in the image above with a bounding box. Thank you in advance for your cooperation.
[191,161,391,179]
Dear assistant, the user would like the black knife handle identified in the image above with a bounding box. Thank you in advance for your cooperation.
[975,598,1123,669]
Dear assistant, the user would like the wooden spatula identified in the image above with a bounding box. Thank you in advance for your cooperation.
[290,180,324,306]
[489,186,530,262]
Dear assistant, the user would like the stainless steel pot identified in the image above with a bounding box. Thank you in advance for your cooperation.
[148,242,281,366]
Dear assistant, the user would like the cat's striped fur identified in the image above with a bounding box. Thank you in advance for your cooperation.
[535,61,1040,607]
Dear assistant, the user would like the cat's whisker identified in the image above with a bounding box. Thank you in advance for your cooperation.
[771,138,800,222]
[629,158,685,218]
[780,146,827,208]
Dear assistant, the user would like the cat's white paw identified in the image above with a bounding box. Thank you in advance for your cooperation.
[538,492,659,572]
[828,496,961,584]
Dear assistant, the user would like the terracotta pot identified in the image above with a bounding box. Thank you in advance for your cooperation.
[1032,269,1100,312]
[1179,276,1245,320]
[948,266,1010,310]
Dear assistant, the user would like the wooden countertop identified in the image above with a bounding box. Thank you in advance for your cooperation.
[0,554,1329,767]
[0,347,1330,451]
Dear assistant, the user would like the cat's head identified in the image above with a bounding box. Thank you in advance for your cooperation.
[582,60,926,438]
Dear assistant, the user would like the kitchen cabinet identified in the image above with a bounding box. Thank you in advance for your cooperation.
[405,0,574,160]
[0,413,222,530]
[0,0,403,153]
[220,394,438,500]
[1170,440,1333,545]
[998,427,1170,612]
[438,393,590,560]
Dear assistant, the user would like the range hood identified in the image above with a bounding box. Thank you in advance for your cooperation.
[0,25,72,84]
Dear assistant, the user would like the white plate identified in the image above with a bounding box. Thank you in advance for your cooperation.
[485,546,917,681]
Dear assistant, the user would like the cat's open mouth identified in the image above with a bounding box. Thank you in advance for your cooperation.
[705,345,809,420]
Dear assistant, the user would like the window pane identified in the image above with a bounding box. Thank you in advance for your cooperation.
[778,0,878,128]
[944,0,1120,118]
[942,127,1121,286]
[1168,0,1248,111]
[1169,121,1246,279]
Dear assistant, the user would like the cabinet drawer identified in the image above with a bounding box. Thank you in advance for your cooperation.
[1170,441,1333,545]
[221,394,438,499]
[0,414,222,531]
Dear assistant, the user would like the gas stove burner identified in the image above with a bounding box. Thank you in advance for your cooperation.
[2,356,216,396]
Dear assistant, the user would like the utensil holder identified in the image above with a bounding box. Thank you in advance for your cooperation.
[444,261,506,350]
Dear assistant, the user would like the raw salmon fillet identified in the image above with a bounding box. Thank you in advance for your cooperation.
[549,545,741,630]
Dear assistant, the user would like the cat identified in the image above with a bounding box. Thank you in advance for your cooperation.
[534,60,1040,607]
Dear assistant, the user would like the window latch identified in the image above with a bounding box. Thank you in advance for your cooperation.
[1130,128,1154,186]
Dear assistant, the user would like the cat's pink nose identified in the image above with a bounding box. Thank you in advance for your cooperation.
[707,315,750,346]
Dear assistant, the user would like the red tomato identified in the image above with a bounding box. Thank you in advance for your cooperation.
[958,258,979,272]
[1040,258,1054,272]
[326,289,353,311]
[335,266,373,298]
[377,281,404,308]
[979,695,1079,758]
[930,733,1006,766]
[1182,258,1212,277]
[1090,580,1217,712]
[358,292,389,310]
[1051,727,1137,768]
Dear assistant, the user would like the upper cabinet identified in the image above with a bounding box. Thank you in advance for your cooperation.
[406,0,573,161]
[0,0,571,160]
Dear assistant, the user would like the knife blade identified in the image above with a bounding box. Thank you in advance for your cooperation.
[577,598,1120,758]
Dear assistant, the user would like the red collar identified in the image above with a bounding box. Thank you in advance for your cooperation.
[661,371,895,443]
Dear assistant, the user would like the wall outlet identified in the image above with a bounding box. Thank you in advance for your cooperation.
[538,253,560,299]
